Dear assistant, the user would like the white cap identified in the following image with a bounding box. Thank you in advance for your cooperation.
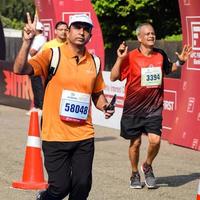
[69,14,93,27]
[36,21,44,31]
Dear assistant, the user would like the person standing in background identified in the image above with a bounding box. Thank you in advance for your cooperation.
[27,21,67,116]
[42,21,68,50]
[27,21,47,116]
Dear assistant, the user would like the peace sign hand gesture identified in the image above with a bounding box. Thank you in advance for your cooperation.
[23,12,37,41]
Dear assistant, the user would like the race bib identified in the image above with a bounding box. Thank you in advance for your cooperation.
[141,66,162,87]
[59,90,91,123]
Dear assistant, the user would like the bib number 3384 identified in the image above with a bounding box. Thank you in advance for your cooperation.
[59,90,90,123]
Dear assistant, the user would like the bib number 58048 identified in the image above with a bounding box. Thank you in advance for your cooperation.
[65,103,88,115]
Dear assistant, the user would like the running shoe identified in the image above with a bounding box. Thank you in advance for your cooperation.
[141,162,156,188]
[130,171,142,189]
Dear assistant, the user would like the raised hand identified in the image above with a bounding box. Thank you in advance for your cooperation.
[23,12,37,41]
[117,41,128,58]
[175,44,192,62]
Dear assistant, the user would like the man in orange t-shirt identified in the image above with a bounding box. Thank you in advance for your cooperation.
[13,13,114,200]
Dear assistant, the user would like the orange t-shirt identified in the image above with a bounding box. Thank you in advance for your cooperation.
[29,44,105,142]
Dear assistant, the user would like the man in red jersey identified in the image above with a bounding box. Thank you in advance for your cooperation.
[110,23,192,189]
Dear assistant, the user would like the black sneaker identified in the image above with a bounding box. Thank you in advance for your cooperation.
[130,172,142,189]
[141,163,156,188]
[36,190,46,200]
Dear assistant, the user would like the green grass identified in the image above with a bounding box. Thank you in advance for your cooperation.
[164,34,182,41]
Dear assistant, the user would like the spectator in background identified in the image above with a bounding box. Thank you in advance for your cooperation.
[27,21,67,116]
[27,21,47,116]
[42,21,68,50]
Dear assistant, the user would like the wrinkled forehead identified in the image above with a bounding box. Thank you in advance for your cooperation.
[140,25,155,34]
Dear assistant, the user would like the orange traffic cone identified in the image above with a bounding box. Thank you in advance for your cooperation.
[197,180,200,200]
[12,111,48,190]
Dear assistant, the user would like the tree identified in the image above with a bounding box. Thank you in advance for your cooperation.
[92,0,181,48]
[1,0,181,48]
[0,0,35,29]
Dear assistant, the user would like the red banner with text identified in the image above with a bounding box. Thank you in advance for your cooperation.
[168,0,200,151]
[162,78,180,141]
[0,61,33,109]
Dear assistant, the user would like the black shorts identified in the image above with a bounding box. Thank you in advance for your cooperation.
[120,115,163,139]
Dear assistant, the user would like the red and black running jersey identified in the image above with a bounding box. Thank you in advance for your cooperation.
[120,48,172,117]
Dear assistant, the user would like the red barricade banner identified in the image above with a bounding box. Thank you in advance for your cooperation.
[162,78,180,140]
[168,0,200,151]
[0,60,32,109]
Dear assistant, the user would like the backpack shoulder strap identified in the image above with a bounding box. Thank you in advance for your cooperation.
[45,47,61,87]
[90,54,101,75]
[49,47,60,75]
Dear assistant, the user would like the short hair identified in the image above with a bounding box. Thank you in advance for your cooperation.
[136,23,154,36]
[55,21,68,29]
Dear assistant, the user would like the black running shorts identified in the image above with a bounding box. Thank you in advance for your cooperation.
[120,115,163,139]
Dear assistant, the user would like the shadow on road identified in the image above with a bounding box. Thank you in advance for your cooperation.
[156,173,200,187]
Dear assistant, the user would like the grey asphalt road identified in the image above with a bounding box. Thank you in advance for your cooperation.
[0,105,200,200]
